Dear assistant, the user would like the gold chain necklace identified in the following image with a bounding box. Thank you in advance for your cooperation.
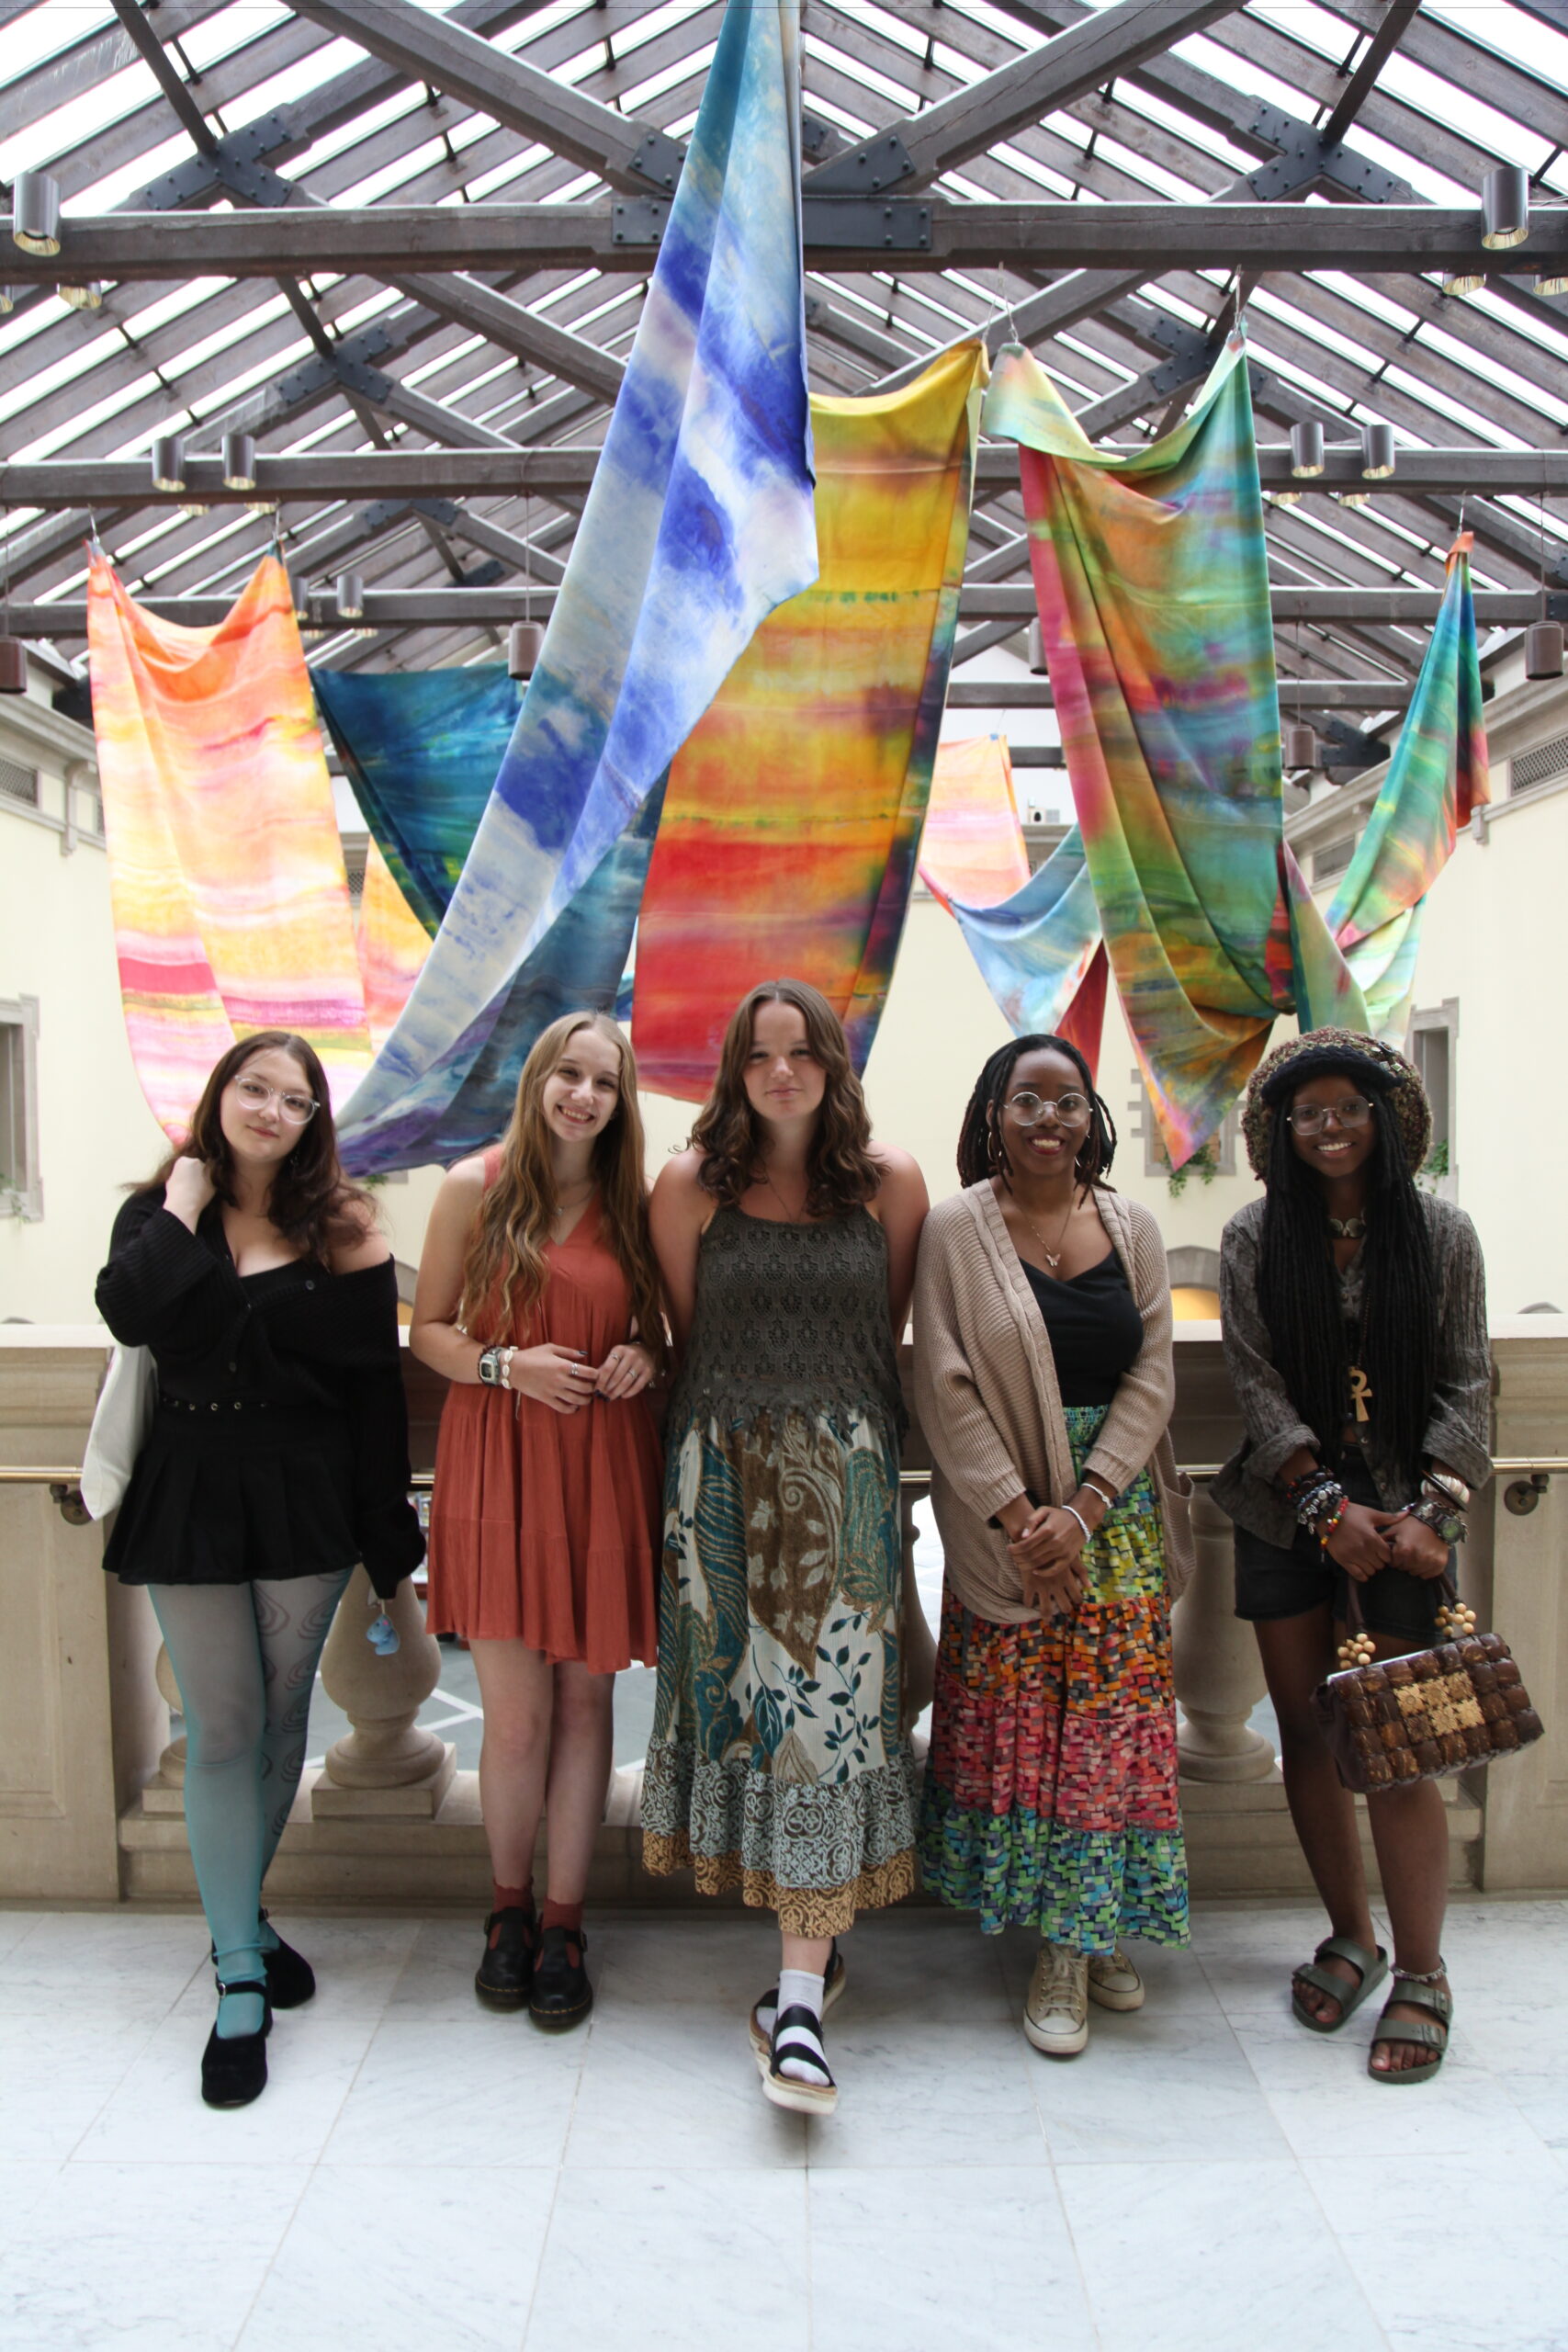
[761,1167,809,1225]
[1016,1186,1077,1274]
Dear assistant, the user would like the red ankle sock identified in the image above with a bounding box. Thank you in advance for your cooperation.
[541,1897,583,1942]
[491,1882,533,1917]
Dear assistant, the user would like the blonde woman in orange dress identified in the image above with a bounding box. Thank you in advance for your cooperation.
[412,1013,664,2029]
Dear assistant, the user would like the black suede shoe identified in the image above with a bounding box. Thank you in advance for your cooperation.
[529,1924,592,2031]
[259,1912,316,2009]
[475,1905,536,2011]
[200,1979,272,2109]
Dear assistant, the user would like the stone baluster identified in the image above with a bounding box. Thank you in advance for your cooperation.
[899,1476,937,1733]
[313,1566,456,1818]
[1171,1483,1275,1781]
[138,1643,187,1815]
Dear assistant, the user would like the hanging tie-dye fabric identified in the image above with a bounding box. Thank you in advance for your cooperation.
[1326,537,1490,1038]
[919,733,1031,912]
[357,839,433,1056]
[632,340,987,1100]
[313,663,520,934]
[338,0,816,1169]
[986,337,1363,1166]
[86,549,370,1136]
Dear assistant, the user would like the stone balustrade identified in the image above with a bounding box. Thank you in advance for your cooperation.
[3,1321,1562,1906]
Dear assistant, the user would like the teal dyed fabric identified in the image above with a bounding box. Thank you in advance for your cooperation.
[312,665,520,936]
[948,822,1102,1038]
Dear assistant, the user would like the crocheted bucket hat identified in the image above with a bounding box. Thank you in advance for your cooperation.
[1241,1026,1431,1181]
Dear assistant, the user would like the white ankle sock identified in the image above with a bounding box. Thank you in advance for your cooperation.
[773,1967,829,2085]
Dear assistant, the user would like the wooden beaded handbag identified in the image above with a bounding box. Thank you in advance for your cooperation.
[1312,1581,1545,1794]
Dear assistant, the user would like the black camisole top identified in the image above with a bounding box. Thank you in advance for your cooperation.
[1022,1250,1144,1407]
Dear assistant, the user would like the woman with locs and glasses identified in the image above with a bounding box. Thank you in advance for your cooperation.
[96,1033,423,2109]
[1213,1028,1490,2085]
[915,1035,1193,2062]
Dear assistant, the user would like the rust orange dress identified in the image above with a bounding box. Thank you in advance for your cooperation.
[425,1156,662,1668]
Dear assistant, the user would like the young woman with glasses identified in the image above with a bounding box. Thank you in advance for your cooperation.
[1213,1028,1491,2084]
[411,1012,664,2032]
[914,1034,1193,2060]
[96,1032,423,2109]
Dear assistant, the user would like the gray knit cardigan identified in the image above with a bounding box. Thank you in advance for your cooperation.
[911,1181,1194,1625]
[1212,1191,1493,1548]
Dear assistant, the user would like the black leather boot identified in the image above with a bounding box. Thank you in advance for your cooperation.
[474,1905,536,2011]
[529,1924,592,2031]
[200,1979,273,2109]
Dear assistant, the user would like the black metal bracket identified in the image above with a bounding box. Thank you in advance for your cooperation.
[612,197,669,246]
[804,198,931,252]
[355,494,462,533]
[805,129,917,197]
[1505,1471,1551,1516]
[627,127,685,196]
[141,111,300,211]
[49,1482,89,1528]
[801,112,839,163]
[272,320,404,413]
[1247,103,1404,205]
[1320,715,1392,770]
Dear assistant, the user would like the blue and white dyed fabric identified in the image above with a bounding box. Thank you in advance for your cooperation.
[339,0,816,1169]
[949,825,1102,1037]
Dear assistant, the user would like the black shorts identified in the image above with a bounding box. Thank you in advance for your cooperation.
[1233,1454,1448,1641]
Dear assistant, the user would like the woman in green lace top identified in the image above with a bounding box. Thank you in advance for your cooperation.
[642,978,929,2117]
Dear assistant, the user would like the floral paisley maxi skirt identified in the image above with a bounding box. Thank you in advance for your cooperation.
[641,1404,919,1937]
[918,1404,1189,1951]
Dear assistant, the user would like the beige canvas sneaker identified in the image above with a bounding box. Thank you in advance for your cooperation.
[1087,1946,1145,2012]
[1023,1941,1089,2058]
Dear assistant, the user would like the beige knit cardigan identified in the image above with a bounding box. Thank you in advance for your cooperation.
[911,1181,1194,1625]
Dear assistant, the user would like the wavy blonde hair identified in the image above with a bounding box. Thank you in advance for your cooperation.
[458,1012,664,1366]
[690,978,881,1219]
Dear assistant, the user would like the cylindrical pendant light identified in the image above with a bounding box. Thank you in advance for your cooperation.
[178,497,209,518]
[1526,620,1564,679]
[150,435,185,492]
[1360,422,1396,480]
[1270,487,1301,508]
[1482,163,1529,251]
[288,571,311,623]
[0,288,15,316]
[11,172,61,257]
[1339,489,1370,510]
[1283,721,1318,771]
[335,571,365,621]
[1025,619,1048,676]
[508,620,545,679]
[1537,266,1568,298]
[1442,264,1484,296]
[1290,421,1325,479]
[221,431,255,491]
[0,638,28,694]
[59,280,101,311]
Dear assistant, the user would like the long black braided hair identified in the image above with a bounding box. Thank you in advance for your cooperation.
[1257,1064,1438,1484]
[955,1035,1118,1192]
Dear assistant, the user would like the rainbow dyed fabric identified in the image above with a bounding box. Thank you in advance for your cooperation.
[339,0,815,1167]
[1326,537,1490,1037]
[986,337,1362,1165]
[632,341,987,1100]
[86,549,370,1136]
[357,839,432,1056]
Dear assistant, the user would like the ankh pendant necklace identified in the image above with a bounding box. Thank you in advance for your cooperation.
[1348,1365,1372,1423]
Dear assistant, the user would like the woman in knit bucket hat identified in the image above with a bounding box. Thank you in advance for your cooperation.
[1212,1028,1492,2086]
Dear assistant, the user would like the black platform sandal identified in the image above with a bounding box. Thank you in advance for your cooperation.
[475,1905,536,2012]
[529,1924,592,2030]
[761,2004,838,2117]
[200,1979,273,2109]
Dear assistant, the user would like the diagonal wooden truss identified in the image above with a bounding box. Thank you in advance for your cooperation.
[4,0,1568,714]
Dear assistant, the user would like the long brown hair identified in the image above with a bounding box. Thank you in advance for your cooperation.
[137,1030,373,1267]
[457,1012,664,1364]
[690,978,881,1219]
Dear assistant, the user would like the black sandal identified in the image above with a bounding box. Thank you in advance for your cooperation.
[761,2004,838,2117]
[474,1905,536,2012]
[200,1978,272,2109]
[749,1939,846,2060]
[1369,1972,1451,2086]
[529,1924,592,2031]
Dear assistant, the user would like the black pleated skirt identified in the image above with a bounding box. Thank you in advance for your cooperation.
[104,1401,360,1587]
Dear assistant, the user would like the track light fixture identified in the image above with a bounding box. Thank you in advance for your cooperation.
[1482,163,1529,252]
[59,280,102,312]
[508,620,545,679]
[151,435,185,493]
[335,571,365,621]
[1290,421,1325,479]
[1283,721,1319,771]
[221,432,256,491]
[11,172,61,257]
[1537,266,1568,298]
[1025,620,1047,676]
[1360,423,1396,480]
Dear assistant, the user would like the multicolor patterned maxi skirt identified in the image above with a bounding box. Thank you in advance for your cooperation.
[641,1405,919,1938]
[918,1405,1188,1951]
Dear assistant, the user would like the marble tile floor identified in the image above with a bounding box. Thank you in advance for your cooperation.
[2,1895,1566,2352]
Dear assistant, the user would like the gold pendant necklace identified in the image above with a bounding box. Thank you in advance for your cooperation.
[1017,1187,1077,1274]
[761,1168,809,1225]
[1348,1365,1372,1423]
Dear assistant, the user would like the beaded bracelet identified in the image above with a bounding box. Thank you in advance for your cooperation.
[1292,1477,1347,1532]
[1314,1497,1348,1547]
